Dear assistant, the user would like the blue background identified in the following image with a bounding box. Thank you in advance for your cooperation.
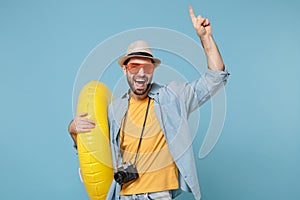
[1,0,299,199]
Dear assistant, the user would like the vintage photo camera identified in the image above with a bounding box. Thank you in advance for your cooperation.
[114,161,139,184]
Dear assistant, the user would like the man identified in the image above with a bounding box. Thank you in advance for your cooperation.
[68,6,229,200]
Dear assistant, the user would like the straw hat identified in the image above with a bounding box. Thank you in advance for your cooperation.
[118,40,161,67]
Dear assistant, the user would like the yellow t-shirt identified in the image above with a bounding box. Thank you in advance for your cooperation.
[119,97,179,195]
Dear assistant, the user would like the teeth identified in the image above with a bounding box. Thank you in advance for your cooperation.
[135,79,145,83]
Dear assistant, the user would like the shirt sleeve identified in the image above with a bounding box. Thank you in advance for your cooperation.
[183,69,230,113]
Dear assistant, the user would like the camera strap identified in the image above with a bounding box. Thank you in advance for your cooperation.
[132,97,151,165]
[119,96,151,166]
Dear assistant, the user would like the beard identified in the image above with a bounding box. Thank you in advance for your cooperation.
[127,74,152,96]
[132,83,152,95]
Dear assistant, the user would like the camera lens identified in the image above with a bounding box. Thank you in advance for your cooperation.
[114,171,127,184]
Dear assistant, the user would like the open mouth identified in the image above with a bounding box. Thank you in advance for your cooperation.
[134,78,147,89]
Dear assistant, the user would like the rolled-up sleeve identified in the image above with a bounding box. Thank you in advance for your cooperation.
[184,69,230,113]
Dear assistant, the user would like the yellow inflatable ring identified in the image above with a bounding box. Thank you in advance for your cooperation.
[76,81,113,200]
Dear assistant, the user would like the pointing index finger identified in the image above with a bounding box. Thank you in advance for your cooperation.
[189,6,196,22]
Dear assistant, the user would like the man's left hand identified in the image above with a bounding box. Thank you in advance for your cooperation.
[189,6,212,39]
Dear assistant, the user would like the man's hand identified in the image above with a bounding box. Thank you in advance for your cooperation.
[189,6,212,39]
[68,112,96,144]
[189,6,224,71]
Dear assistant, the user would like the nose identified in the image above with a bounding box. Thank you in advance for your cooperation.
[136,67,145,75]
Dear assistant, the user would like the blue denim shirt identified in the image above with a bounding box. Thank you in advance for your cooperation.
[106,69,229,200]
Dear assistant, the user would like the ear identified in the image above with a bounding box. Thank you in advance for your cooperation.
[122,65,127,75]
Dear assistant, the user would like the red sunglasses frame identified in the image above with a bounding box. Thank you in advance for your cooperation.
[126,62,155,74]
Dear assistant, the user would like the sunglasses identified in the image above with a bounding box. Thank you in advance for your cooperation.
[126,63,155,74]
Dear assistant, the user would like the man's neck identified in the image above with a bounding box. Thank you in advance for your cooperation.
[130,91,149,101]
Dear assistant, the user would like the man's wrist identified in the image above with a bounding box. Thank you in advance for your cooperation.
[68,119,78,149]
[199,35,214,51]
[68,119,75,134]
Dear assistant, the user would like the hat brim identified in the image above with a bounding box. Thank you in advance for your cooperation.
[118,55,161,67]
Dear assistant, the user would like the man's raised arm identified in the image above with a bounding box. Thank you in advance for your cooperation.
[189,6,225,71]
